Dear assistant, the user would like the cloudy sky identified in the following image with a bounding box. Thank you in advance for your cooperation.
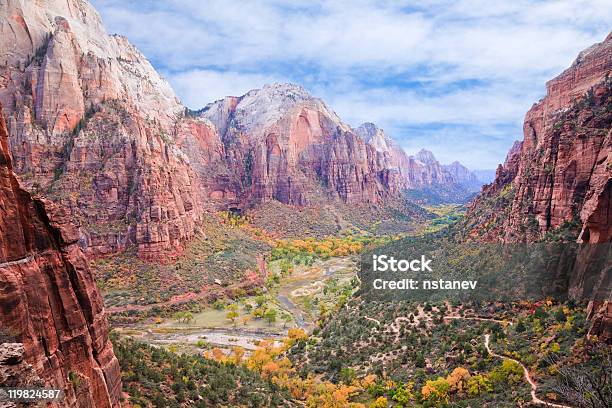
[91,0,611,169]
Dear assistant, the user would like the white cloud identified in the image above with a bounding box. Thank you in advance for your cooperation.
[93,0,610,77]
[90,0,612,167]
[169,70,284,107]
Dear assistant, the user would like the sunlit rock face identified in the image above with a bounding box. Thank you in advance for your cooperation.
[465,33,611,243]
[0,0,204,259]
[0,1,417,258]
[200,83,407,206]
[463,33,612,341]
[0,102,122,407]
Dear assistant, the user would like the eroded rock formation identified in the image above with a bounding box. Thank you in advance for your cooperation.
[0,0,204,259]
[465,33,611,243]
[0,0,479,261]
[199,84,407,206]
[0,103,121,406]
[464,33,612,340]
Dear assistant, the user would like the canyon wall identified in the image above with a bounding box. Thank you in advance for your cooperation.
[199,84,406,206]
[464,33,612,340]
[0,102,122,407]
[465,33,611,243]
[0,0,204,259]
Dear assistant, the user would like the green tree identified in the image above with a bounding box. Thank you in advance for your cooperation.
[264,309,277,326]
[534,306,548,320]
[392,382,414,406]
[282,313,292,328]
[226,305,239,327]
[183,311,194,324]
[340,367,356,385]
[255,295,266,308]
[173,311,193,324]
[369,396,388,408]
[490,360,524,386]
[467,374,492,396]
[415,353,426,368]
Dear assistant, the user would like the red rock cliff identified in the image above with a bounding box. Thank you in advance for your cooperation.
[465,33,611,244]
[0,0,204,259]
[199,84,406,206]
[464,33,611,340]
[0,102,122,406]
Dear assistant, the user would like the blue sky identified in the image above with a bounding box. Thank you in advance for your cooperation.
[91,0,611,169]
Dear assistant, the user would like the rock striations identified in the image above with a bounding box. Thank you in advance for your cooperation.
[465,33,611,243]
[464,32,612,340]
[199,84,408,206]
[0,0,479,261]
[0,0,203,259]
[0,102,122,407]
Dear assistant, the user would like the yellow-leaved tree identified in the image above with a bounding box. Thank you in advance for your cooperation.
[421,377,451,406]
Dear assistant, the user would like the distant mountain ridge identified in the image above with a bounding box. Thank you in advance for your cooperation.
[353,123,483,202]
[198,85,482,206]
[0,0,482,262]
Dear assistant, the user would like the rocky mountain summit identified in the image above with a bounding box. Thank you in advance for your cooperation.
[0,0,480,260]
[1,0,204,259]
[354,123,480,192]
[199,86,481,206]
[199,83,409,206]
[443,161,481,192]
[0,102,121,407]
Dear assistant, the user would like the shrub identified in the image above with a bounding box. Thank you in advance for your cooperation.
[421,377,450,405]
[369,396,388,408]
[467,374,492,396]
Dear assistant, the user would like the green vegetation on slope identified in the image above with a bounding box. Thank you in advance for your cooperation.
[113,334,293,407]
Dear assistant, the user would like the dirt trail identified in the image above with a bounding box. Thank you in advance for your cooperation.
[484,334,573,408]
[367,309,571,408]
[363,316,381,325]
[444,315,511,325]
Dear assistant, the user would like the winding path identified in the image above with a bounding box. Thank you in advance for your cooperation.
[363,316,381,325]
[484,334,573,408]
[364,309,572,408]
[443,315,512,325]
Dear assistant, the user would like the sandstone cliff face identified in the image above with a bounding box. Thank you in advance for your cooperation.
[199,84,405,206]
[196,84,479,208]
[463,33,611,340]
[354,122,412,179]
[465,33,611,243]
[0,0,479,261]
[0,0,204,258]
[0,103,122,407]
